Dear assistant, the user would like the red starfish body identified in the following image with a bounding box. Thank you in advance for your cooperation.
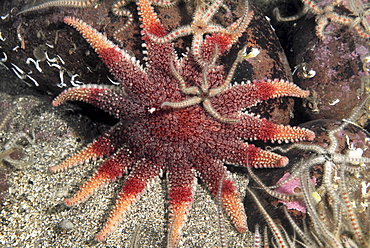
[51,0,315,246]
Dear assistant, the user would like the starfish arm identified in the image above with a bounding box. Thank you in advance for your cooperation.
[220,178,248,232]
[53,84,139,119]
[212,79,310,115]
[167,163,196,248]
[195,159,248,232]
[253,79,310,99]
[64,148,133,206]
[49,123,125,173]
[233,114,315,143]
[219,141,289,168]
[95,159,163,241]
[248,147,289,168]
[64,16,148,91]
[137,0,167,37]
[138,0,184,81]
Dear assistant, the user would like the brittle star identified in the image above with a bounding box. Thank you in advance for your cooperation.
[267,95,370,246]
[274,0,370,39]
[161,46,260,123]
[303,0,370,39]
[146,0,253,65]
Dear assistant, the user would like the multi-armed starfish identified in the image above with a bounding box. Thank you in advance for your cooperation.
[50,0,315,246]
